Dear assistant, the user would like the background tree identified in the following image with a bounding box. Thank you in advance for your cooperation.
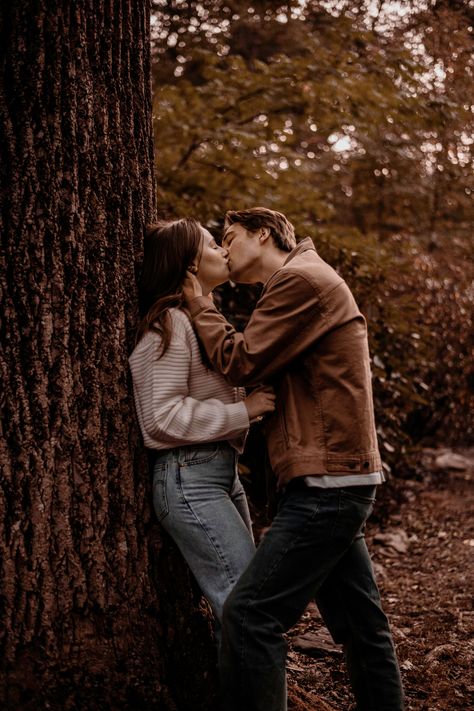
[0,3,217,709]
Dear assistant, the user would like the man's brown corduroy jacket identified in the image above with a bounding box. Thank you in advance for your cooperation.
[189,238,382,489]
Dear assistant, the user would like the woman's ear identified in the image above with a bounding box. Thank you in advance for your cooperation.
[188,264,198,274]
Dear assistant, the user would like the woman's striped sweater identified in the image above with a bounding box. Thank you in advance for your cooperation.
[129,308,249,452]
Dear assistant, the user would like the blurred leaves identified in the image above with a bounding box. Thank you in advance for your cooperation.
[151,1,474,457]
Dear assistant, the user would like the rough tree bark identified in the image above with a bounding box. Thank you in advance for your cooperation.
[0,2,216,709]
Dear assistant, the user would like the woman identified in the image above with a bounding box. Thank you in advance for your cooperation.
[129,218,275,625]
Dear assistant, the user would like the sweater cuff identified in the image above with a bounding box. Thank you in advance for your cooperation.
[188,296,215,318]
[227,401,250,434]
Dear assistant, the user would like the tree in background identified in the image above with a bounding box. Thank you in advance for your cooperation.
[0,3,217,709]
[151,0,473,458]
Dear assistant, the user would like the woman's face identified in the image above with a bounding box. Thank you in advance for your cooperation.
[194,228,230,293]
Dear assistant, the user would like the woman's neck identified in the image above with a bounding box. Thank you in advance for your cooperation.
[197,277,212,297]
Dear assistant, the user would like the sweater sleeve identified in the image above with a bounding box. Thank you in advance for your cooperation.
[129,329,250,446]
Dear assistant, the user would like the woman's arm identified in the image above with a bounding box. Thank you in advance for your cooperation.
[129,329,250,446]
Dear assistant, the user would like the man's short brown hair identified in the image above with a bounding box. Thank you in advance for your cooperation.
[224,207,296,252]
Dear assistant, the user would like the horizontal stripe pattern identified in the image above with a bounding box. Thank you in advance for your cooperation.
[129,308,249,452]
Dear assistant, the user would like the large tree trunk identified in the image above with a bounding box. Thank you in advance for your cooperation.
[0,2,216,709]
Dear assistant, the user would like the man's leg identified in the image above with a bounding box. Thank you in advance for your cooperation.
[316,515,404,710]
[219,484,377,711]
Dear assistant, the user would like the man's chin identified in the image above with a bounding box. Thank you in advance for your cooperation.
[229,273,255,285]
[229,267,249,284]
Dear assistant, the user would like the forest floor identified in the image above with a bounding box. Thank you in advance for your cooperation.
[284,448,474,711]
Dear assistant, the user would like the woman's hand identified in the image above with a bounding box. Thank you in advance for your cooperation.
[183,270,203,303]
[245,385,276,424]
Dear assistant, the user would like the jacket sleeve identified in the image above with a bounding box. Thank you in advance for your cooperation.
[130,331,250,445]
[188,270,344,386]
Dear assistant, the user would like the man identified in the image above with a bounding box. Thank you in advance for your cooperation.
[183,207,404,711]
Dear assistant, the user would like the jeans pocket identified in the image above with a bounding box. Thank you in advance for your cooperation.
[152,462,169,522]
[181,442,221,466]
[340,485,377,505]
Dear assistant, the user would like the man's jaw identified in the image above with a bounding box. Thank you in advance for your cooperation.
[228,271,257,285]
[228,264,244,283]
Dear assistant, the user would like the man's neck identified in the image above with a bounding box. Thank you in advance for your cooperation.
[258,248,289,284]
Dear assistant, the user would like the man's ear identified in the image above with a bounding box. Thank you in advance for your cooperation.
[259,227,271,243]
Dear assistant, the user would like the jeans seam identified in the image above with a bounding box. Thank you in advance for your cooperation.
[153,464,169,521]
[176,465,236,585]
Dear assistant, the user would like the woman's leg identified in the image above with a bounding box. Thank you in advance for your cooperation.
[229,451,254,538]
[152,443,256,622]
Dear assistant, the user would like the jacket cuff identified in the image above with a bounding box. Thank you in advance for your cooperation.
[188,296,214,318]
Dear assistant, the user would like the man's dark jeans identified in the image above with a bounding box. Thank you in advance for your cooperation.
[219,482,404,711]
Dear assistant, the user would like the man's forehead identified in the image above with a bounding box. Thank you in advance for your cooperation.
[223,224,238,241]
[224,222,245,237]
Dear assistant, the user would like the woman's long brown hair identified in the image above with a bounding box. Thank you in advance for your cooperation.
[136,219,203,356]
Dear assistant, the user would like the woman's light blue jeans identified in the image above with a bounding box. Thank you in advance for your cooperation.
[152,441,256,625]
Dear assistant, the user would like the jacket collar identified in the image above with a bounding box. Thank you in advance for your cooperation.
[283,237,316,266]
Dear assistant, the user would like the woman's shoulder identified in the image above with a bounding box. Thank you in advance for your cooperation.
[130,309,193,359]
[168,306,192,326]
[129,329,160,363]
[168,307,195,339]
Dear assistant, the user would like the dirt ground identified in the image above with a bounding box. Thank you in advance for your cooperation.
[285,449,474,711]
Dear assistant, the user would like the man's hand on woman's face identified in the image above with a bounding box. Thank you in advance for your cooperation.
[183,270,203,303]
